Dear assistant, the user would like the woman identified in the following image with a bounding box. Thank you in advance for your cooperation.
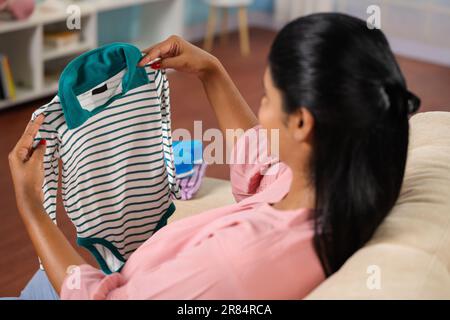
[7,13,419,299]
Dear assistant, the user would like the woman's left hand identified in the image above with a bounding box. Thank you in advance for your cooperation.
[8,115,47,212]
[8,114,87,291]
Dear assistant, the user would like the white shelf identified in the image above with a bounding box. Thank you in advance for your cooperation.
[0,3,95,33]
[43,41,94,61]
[43,77,59,91]
[0,87,36,109]
[94,0,165,12]
[0,0,183,110]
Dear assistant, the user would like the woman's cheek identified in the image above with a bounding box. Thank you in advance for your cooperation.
[257,103,268,128]
[258,102,275,130]
[258,103,287,160]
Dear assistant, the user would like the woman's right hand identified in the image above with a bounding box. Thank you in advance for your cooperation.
[139,35,219,80]
[140,36,258,134]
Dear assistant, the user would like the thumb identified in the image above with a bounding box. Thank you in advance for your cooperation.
[30,139,47,164]
[159,56,186,71]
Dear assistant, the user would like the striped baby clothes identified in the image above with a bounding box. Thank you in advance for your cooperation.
[31,43,180,274]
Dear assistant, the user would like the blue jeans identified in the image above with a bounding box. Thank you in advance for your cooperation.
[1,269,59,300]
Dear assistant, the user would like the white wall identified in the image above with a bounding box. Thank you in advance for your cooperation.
[273,0,450,66]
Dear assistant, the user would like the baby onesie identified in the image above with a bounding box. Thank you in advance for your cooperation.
[31,43,180,274]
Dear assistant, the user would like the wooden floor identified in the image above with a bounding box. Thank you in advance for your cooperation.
[0,28,449,296]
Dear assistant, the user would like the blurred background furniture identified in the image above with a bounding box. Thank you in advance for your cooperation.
[0,0,183,110]
[0,0,35,20]
[2,0,450,111]
[172,112,450,299]
[203,0,253,56]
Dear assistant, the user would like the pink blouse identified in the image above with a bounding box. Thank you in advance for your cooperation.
[60,126,325,300]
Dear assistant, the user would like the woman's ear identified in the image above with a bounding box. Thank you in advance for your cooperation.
[287,107,314,142]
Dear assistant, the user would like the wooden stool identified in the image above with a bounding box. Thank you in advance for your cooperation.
[203,0,253,56]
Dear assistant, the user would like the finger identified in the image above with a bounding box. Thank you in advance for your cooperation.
[30,139,47,165]
[138,48,160,67]
[18,114,45,148]
[13,115,45,160]
[139,46,164,67]
[159,56,185,70]
[139,38,180,67]
[140,43,157,55]
[140,42,158,55]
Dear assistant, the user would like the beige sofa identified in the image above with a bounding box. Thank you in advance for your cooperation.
[170,112,450,299]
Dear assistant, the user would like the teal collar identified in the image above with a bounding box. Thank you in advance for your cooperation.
[58,43,148,129]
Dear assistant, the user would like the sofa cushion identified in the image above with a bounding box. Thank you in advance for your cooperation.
[170,177,235,223]
[306,112,450,299]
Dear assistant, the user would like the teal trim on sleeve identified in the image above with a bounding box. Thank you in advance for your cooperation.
[77,237,126,274]
[58,42,149,129]
[154,202,176,233]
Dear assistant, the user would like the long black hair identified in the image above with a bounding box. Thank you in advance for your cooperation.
[269,13,420,276]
